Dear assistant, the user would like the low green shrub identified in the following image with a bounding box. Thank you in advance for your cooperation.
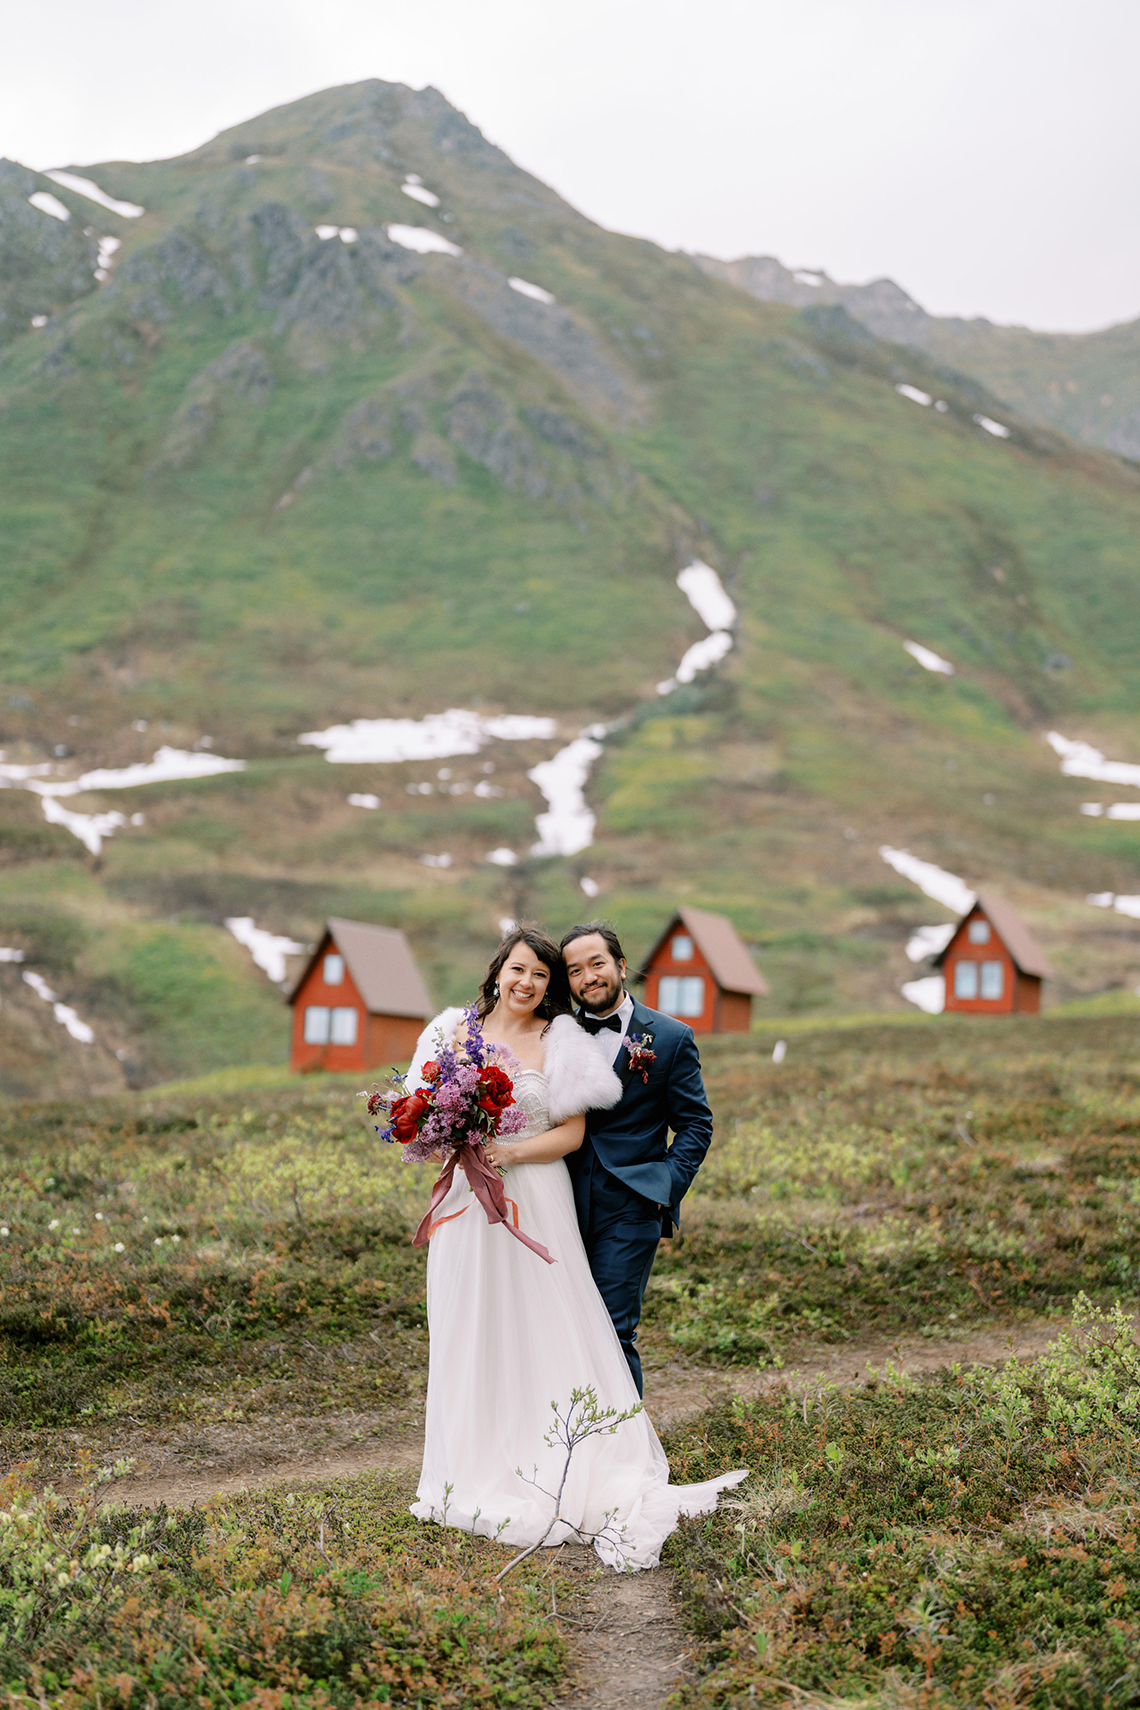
[663,1320,1140,1707]
[0,1465,567,1709]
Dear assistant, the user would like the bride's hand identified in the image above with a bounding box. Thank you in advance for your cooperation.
[483,1142,507,1170]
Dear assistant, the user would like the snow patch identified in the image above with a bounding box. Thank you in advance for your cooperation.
[347,792,380,809]
[315,225,340,240]
[30,747,245,798]
[28,191,70,222]
[44,170,144,218]
[657,630,733,694]
[0,948,26,963]
[903,640,955,675]
[1046,732,1140,790]
[793,270,824,286]
[1083,802,1140,821]
[420,852,453,869]
[905,923,956,963]
[298,710,555,765]
[339,227,358,244]
[1086,892,1140,923]
[508,276,556,305]
[94,234,121,282]
[529,733,605,857]
[386,224,462,257]
[7,748,245,855]
[772,1039,787,1062]
[402,180,440,208]
[901,974,945,1014]
[579,876,600,898]
[879,847,974,916]
[677,561,736,631]
[486,847,518,866]
[224,918,305,985]
[896,383,932,407]
[974,414,1011,439]
[39,795,125,856]
[21,969,95,1042]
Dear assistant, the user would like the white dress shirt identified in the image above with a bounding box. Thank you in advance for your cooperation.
[584,990,635,1066]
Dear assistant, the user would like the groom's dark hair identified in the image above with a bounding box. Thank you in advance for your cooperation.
[559,920,625,966]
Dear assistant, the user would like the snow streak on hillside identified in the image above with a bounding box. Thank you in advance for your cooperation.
[225,918,306,985]
[1,566,738,870]
[298,711,554,763]
[879,847,974,916]
[1047,731,1140,791]
[879,847,976,1015]
[301,562,738,862]
[44,170,144,218]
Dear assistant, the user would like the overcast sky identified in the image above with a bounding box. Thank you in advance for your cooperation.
[4,0,1135,332]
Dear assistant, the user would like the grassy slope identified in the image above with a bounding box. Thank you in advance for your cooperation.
[1,79,1139,1089]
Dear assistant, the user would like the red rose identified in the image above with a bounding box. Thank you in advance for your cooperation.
[421,1060,442,1084]
[479,1066,514,1109]
[391,1090,430,1141]
[476,1096,500,1116]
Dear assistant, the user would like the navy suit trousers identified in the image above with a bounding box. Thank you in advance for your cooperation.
[580,1142,663,1398]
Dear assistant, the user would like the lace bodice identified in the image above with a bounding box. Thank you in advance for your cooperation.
[507,1069,550,1142]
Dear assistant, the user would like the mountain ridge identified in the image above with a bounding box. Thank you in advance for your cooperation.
[0,79,1138,1095]
[692,251,1140,460]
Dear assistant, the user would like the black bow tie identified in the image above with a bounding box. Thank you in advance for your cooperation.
[581,1013,622,1035]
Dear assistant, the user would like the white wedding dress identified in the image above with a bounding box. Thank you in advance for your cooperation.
[410,1014,747,1570]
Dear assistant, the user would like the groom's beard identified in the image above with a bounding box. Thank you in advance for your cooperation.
[577,972,625,1016]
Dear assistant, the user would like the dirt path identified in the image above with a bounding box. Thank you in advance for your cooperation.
[560,1554,693,1710]
[108,1314,1061,1511]
[54,1317,1067,1710]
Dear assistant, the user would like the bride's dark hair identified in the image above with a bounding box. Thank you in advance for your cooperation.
[476,922,572,1023]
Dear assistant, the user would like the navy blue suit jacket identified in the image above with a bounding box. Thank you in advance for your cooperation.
[566,998,714,1234]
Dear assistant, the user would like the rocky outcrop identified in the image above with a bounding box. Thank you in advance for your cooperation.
[154,339,275,469]
[438,260,643,423]
[0,160,99,345]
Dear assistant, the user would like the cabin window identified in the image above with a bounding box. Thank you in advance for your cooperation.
[953,962,978,1000]
[330,1006,358,1045]
[968,919,991,945]
[670,934,694,962]
[303,1005,330,1044]
[979,960,1004,1000]
[324,953,345,985]
[659,975,705,1017]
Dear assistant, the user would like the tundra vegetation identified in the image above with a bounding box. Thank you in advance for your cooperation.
[1,1012,1138,1704]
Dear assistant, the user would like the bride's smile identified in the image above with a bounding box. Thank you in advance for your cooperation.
[497,948,549,1016]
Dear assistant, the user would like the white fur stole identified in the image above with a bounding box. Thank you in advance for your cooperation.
[406,1008,622,1122]
[542,1013,623,1124]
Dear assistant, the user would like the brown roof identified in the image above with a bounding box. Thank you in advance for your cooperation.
[935,890,1054,980]
[637,906,769,995]
[288,918,433,1018]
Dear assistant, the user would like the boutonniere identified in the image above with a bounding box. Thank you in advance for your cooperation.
[624,1032,656,1083]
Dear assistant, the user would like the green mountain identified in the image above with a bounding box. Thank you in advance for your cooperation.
[1,78,1139,1096]
[695,252,1140,459]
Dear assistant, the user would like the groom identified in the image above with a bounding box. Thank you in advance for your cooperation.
[560,921,714,1396]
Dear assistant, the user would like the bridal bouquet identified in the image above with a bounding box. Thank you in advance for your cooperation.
[368,1005,527,1159]
[366,1007,554,1264]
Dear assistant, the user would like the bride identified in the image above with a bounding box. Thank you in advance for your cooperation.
[405,923,746,1570]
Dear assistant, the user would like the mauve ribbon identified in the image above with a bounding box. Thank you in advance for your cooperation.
[412,1142,555,1264]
